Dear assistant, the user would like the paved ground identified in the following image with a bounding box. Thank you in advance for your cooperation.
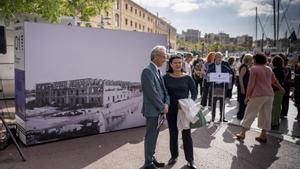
[1,89,300,169]
[1,123,299,169]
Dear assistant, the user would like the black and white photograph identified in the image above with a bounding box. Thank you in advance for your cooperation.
[16,22,167,145]
[25,78,143,145]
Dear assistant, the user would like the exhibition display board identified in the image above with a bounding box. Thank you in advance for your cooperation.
[14,22,167,145]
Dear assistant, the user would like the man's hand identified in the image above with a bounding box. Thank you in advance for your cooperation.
[163,104,169,114]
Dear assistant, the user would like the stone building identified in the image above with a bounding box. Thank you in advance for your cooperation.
[35,78,141,108]
[85,0,177,49]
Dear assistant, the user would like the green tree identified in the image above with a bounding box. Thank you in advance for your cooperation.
[0,0,115,24]
[176,39,203,51]
[208,43,221,52]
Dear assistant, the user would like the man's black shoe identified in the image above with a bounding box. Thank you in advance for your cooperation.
[145,164,157,169]
[187,161,197,169]
[237,116,243,120]
[219,119,228,122]
[153,158,165,168]
[167,158,177,165]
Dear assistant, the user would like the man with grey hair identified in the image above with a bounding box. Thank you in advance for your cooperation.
[207,51,231,122]
[141,45,170,169]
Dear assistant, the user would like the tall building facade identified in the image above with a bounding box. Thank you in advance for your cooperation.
[85,0,177,49]
[182,29,201,43]
[237,35,253,49]
[204,32,229,44]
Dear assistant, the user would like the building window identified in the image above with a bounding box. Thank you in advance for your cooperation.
[143,13,145,18]
[106,11,109,16]
[116,0,120,10]
[130,20,133,27]
[135,22,137,28]
[143,25,145,31]
[125,18,128,25]
[125,3,128,10]
[115,14,120,27]
[135,9,137,14]
[130,7,133,12]
[139,24,141,30]
[139,11,141,16]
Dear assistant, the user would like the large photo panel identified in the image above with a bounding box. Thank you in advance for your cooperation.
[22,22,167,145]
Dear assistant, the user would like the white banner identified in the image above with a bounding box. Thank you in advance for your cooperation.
[209,73,230,83]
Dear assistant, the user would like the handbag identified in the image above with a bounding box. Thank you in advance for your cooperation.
[190,110,206,129]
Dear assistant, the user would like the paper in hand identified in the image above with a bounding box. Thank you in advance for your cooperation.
[157,114,165,130]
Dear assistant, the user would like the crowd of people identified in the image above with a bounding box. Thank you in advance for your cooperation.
[141,45,300,169]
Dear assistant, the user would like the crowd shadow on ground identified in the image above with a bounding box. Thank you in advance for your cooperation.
[191,123,282,169]
[0,125,163,169]
[192,124,218,149]
[223,125,282,169]
[230,138,281,169]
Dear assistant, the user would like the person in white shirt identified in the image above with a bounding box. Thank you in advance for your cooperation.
[206,52,231,122]
[183,53,194,77]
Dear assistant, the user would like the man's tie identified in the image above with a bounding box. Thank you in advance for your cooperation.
[157,69,162,81]
[157,69,166,102]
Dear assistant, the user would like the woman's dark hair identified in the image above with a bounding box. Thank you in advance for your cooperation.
[167,55,183,73]
[278,53,288,66]
[228,57,235,65]
[272,56,284,68]
[240,54,245,63]
[253,53,267,65]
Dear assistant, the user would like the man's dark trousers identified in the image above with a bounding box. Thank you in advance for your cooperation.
[144,117,159,166]
[200,79,212,107]
[212,97,224,120]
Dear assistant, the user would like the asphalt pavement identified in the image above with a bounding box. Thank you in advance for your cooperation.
[0,89,300,169]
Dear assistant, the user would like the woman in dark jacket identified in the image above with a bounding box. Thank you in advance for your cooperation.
[163,56,197,169]
[237,54,252,120]
[279,54,292,118]
[271,56,285,129]
[226,57,236,100]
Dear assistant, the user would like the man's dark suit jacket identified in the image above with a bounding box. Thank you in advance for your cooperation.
[207,62,231,92]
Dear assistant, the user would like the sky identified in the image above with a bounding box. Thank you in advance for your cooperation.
[132,0,300,39]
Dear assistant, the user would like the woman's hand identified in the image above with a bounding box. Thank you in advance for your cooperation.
[241,88,245,95]
[279,86,285,93]
[244,96,250,104]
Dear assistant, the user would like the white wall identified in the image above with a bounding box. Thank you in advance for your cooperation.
[24,22,167,90]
